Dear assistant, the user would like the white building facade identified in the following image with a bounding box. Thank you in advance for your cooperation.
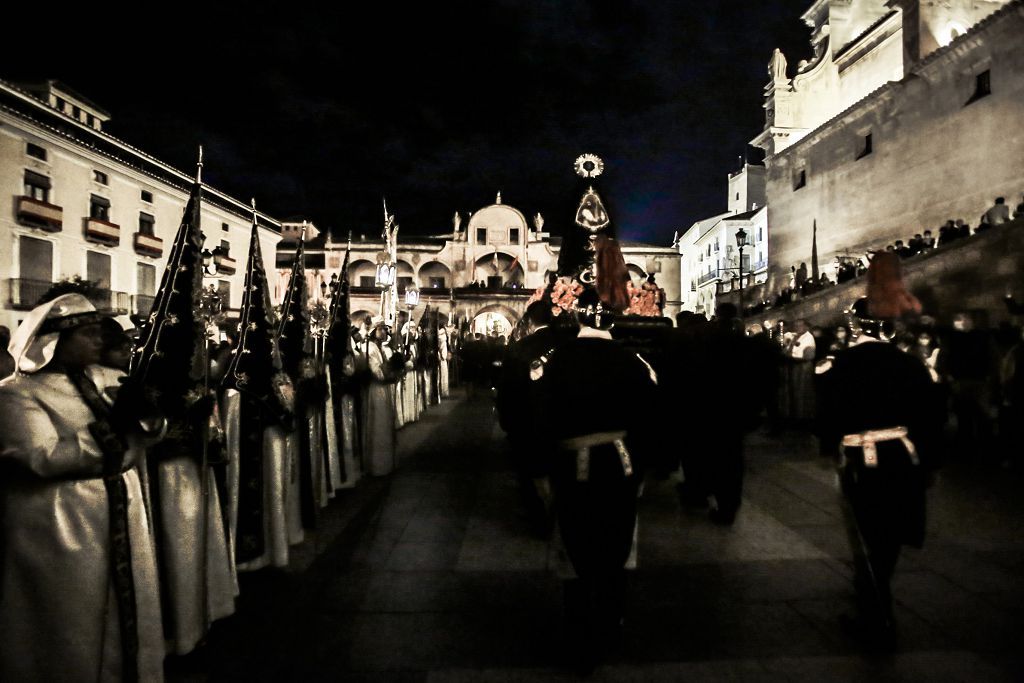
[678,163,769,317]
[753,0,1024,293]
[0,80,282,331]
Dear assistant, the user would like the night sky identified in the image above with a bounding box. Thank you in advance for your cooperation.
[3,2,811,244]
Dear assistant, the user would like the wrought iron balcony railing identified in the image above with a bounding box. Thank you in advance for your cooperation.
[6,278,53,309]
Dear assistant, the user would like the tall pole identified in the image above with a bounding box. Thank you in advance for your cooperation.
[738,244,745,316]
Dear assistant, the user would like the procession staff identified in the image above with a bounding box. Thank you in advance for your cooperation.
[0,294,165,682]
[818,251,942,649]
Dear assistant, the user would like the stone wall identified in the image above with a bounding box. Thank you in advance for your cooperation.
[762,3,1024,296]
[726,217,1024,328]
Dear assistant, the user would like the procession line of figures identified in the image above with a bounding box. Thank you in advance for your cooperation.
[0,295,455,682]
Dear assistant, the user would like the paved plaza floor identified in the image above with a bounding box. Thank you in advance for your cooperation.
[170,389,1024,681]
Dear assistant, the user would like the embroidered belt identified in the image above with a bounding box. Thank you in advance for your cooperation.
[557,431,632,481]
[840,426,919,468]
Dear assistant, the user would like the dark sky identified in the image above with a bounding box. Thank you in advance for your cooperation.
[4,2,812,244]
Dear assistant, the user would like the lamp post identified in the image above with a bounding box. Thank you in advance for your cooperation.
[404,287,420,346]
[735,227,747,315]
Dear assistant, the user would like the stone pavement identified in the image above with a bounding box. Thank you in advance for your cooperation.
[169,389,1024,681]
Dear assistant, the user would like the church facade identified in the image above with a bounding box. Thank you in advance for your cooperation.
[275,194,681,334]
[753,0,1024,293]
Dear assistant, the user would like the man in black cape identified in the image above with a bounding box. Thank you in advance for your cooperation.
[817,252,943,649]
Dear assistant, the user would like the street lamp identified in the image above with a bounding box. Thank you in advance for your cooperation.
[735,227,748,314]
[375,260,396,288]
[404,288,420,345]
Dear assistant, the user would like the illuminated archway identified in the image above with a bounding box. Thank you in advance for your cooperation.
[470,303,520,338]
[473,252,525,287]
[626,263,647,286]
[348,259,376,288]
[418,261,452,289]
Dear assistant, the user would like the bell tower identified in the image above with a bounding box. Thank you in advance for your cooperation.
[888,0,1009,73]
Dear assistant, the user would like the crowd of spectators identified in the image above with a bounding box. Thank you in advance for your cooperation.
[742,195,1023,318]
[749,303,1024,468]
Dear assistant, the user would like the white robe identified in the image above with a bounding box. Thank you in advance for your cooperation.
[224,389,300,571]
[438,328,451,398]
[0,372,165,682]
[361,342,396,476]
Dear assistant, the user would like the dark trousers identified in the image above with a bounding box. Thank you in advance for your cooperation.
[709,436,744,516]
[552,445,638,658]
[839,444,925,624]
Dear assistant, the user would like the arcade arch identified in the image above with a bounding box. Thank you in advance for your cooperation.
[417,261,452,289]
[626,263,647,286]
[472,252,525,288]
[469,303,521,338]
[349,259,376,288]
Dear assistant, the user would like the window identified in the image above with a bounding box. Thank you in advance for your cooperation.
[359,276,375,288]
[856,133,873,159]
[139,212,155,236]
[217,280,231,305]
[476,227,487,243]
[93,170,109,185]
[72,105,81,120]
[793,168,806,190]
[19,236,53,282]
[90,195,111,221]
[55,97,66,112]
[759,227,763,242]
[509,228,520,244]
[714,239,720,252]
[736,192,740,200]
[219,240,230,257]
[86,114,95,127]
[26,142,47,161]
[397,276,414,292]
[137,263,156,295]
[141,190,153,203]
[24,170,51,202]
[966,69,991,105]
[222,222,229,232]
[428,276,446,288]
[87,251,112,290]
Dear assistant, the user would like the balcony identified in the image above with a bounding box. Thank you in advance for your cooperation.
[6,278,53,309]
[133,232,164,258]
[86,289,130,314]
[132,294,156,317]
[697,269,721,286]
[214,253,237,275]
[84,217,120,246]
[16,196,63,232]
[753,258,768,272]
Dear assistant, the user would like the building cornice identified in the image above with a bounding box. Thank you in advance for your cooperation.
[773,0,1022,163]
[0,79,281,232]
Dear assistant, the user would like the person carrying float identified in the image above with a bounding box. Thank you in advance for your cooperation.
[532,154,658,670]
[817,251,943,650]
